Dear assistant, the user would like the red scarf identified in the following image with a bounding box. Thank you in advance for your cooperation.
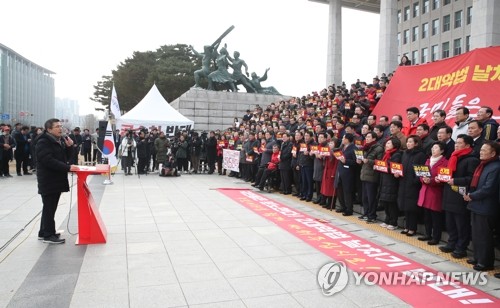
[447,147,473,175]
[470,157,497,189]
[361,140,376,152]
[382,148,397,161]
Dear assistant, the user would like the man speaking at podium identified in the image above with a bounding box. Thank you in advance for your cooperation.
[36,118,78,244]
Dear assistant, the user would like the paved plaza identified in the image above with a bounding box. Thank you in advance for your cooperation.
[0,170,499,308]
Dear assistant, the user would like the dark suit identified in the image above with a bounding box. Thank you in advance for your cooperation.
[443,139,455,159]
[279,140,293,194]
[334,143,357,214]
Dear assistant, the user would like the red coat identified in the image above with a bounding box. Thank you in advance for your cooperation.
[417,156,448,212]
[403,117,428,136]
[321,156,338,197]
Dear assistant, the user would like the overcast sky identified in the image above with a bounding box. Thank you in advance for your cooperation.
[1,0,379,114]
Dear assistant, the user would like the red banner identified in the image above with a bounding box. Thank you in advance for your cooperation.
[218,188,499,306]
[373,46,500,127]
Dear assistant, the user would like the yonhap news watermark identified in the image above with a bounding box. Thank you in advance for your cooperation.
[317,261,489,296]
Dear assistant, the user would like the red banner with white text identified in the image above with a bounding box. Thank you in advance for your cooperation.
[372,46,500,127]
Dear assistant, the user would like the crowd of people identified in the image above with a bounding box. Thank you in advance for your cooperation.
[148,76,499,275]
[1,75,499,271]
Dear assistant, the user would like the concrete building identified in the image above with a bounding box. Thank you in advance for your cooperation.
[310,0,500,85]
[0,43,55,127]
[55,97,80,129]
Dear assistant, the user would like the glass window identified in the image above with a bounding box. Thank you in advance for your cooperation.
[423,0,429,14]
[433,0,440,10]
[412,26,419,42]
[455,10,462,28]
[404,6,410,21]
[443,15,451,32]
[467,6,472,25]
[412,50,419,65]
[444,0,451,5]
[404,29,410,44]
[422,22,429,39]
[454,38,462,56]
[421,48,429,63]
[413,2,420,18]
[397,10,401,24]
[397,32,401,46]
[432,19,440,35]
[431,45,439,61]
[442,42,450,58]
[466,36,471,52]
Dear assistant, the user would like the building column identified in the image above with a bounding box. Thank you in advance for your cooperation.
[471,0,500,49]
[326,0,342,87]
[378,0,398,75]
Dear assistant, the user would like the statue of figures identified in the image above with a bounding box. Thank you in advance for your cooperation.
[207,46,237,92]
[228,51,256,93]
[249,68,280,95]
[192,43,220,88]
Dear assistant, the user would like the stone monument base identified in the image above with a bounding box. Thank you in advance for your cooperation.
[170,88,290,132]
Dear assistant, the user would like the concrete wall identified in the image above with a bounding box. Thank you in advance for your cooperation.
[170,88,290,132]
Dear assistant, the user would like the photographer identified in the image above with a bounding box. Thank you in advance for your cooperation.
[154,131,169,171]
[136,130,148,174]
[175,135,189,173]
[119,130,136,175]
[189,132,202,174]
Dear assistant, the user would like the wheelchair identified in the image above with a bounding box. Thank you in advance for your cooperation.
[263,169,281,193]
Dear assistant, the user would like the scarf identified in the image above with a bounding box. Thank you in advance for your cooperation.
[429,155,442,168]
[382,148,398,162]
[447,147,473,175]
[361,140,376,152]
[470,157,497,189]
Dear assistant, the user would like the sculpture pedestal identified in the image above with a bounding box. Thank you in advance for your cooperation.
[170,88,290,132]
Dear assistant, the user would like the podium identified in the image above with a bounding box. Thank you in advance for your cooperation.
[73,164,109,244]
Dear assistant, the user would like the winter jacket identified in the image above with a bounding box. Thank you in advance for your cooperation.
[378,151,402,203]
[417,156,448,212]
[442,154,479,214]
[398,148,427,211]
[467,159,500,216]
[35,132,72,195]
[359,143,384,183]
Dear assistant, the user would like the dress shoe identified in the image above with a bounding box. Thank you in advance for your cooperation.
[473,264,494,271]
[466,259,478,265]
[451,250,467,259]
[366,218,376,223]
[406,231,416,237]
[400,229,409,234]
[418,236,432,241]
[494,273,500,279]
[427,239,440,245]
[283,192,291,195]
[358,215,367,221]
[305,198,312,202]
[258,186,264,191]
[312,199,321,204]
[17,173,22,176]
[251,184,257,187]
[300,197,307,201]
[335,208,344,213]
[342,212,353,216]
[24,172,32,175]
[439,246,454,253]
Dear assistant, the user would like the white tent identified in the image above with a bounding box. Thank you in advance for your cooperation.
[116,84,194,137]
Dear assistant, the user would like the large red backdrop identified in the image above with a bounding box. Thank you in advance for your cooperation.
[372,46,500,127]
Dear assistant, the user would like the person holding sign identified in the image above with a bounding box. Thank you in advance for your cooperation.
[320,138,339,210]
[417,142,448,245]
[464,141,500,271]
[397,136,427,237]
[334,133,357,216]
[297,131,316,202]
[279,133,293,195]
[438,134,479,259]
[377,138,403,230]
[357,132,384,223]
